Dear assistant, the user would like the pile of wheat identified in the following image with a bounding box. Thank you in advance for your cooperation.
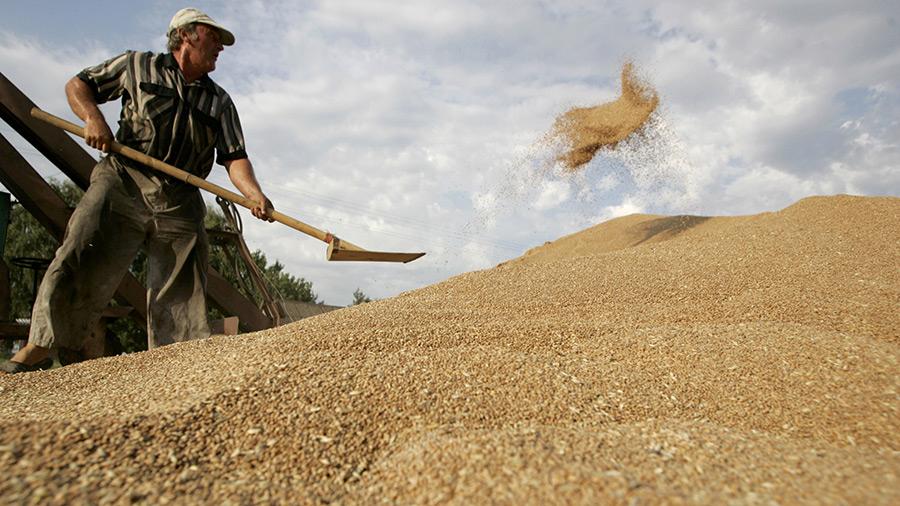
[1,194,897,505]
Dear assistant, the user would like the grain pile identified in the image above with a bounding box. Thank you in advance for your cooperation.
[552,62,659,170]
[1,194,898,505]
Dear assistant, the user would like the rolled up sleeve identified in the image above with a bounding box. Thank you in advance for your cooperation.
[216,98,247,164]
[76,51,131,104]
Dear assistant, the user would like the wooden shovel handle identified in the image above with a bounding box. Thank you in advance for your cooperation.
[30,107,363,250]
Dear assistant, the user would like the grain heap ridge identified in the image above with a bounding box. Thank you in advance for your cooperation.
[0,194,897,505]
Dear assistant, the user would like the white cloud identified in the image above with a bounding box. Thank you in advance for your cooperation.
[0,33,117,178]
[534,180,570,210]
[602,199,644,222]
[1,0,898,305]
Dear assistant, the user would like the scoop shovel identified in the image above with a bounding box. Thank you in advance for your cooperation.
[31,108,425,263]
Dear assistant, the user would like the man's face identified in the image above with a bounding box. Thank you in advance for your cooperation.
[187,24,223,74]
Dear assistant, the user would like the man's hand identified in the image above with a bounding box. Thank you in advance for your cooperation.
[251,195,275,222]
[224,157,275,223]
[66,76,113,152]
[83,114,114,152]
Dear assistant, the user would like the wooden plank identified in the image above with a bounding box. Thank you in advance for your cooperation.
[0,321,29,339]
[209,316,240,336]
[207,269,271,331]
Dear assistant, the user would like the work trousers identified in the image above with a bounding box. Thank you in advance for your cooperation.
[29,156,210,350]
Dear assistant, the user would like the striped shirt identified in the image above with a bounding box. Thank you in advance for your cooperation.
[77,51,247,182]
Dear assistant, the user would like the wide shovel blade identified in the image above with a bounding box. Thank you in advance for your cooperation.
[327,242,425,263]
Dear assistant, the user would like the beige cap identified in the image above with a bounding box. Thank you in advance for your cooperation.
[168,7,235,46]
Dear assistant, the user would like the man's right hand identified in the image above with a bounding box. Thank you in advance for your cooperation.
[84,115,114,152]
[65,76,113,152]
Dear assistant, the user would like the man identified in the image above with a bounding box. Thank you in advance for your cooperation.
[1,8,273,374]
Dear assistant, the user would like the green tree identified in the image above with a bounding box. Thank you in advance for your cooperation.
[254,251,318,303]
[204,205,318,306]
[352,288,372,305]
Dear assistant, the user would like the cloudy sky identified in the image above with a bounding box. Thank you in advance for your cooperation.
[1,0,898,306]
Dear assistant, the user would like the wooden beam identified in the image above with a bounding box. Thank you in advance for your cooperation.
[0,133,70,238]
[0,72,95,189]
[207,269,271,331]
[0,321,29,340]
[0,259,9,321]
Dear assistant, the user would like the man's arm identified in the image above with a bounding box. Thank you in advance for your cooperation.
[224,157,274,222]
[65,77,114,152]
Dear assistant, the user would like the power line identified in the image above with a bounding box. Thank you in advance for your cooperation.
[208,172,528,253]
[282,193,526,252]
[0,124,529,255]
